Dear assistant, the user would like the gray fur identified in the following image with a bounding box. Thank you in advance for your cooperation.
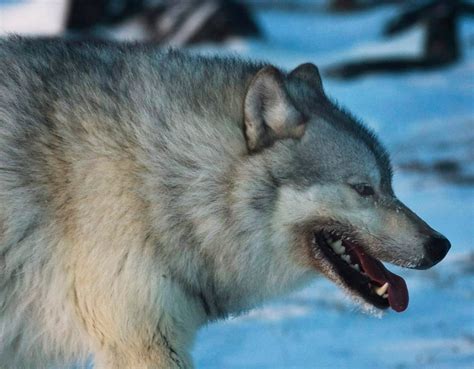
[0,37,448,369]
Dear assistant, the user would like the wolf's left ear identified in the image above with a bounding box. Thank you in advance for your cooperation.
[244,66,306,153]
[289,63,324,92]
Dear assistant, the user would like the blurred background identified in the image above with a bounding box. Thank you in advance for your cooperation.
[1,1,473,368]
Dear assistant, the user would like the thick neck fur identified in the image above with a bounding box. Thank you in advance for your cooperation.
[136,62,297,314]
[132,52,310,364]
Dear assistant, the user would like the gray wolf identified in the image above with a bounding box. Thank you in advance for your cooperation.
[0,37,450,369]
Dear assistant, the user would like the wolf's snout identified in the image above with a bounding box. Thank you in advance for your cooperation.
[417,235,451,269]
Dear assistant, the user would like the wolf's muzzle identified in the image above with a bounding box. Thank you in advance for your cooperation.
[416,234,451,270]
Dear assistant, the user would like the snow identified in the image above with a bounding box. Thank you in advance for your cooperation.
[1,2,473,369]
[0,0,68,35]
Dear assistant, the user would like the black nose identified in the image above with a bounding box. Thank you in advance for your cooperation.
[418,235,451,269]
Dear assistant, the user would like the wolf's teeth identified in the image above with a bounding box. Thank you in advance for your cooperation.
[351,264,360,271]
[375,282,389,296]
[341,254,351,263]
[331,240,345,254]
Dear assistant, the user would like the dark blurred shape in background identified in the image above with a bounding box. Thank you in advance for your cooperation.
[328,0,405,12]
[1,0,472,77]
[65,0,260,45]
[326,0,474,79]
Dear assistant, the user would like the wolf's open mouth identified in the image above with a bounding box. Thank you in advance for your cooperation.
[312,231,409,312]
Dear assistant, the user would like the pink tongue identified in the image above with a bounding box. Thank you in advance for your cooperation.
[354,249,409,312]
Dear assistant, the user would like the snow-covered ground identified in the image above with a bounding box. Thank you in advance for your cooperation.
[1,2,473,369]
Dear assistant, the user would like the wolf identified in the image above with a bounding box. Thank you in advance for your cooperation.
[0,37,450,369]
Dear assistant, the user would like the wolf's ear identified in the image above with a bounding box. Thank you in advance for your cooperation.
[289,63,323,92]
[244,66,306,153]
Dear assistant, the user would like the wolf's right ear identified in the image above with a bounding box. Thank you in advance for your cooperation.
[244,66,306,153]
[289,63,324,92]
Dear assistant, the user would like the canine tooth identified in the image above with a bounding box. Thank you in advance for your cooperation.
[382,294,388,298]
[375,282,389,296]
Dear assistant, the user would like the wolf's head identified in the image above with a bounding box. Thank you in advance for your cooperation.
[242,64,450,312]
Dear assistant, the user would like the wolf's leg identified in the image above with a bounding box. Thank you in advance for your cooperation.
[75,296,195,369]
[72,275,196,369]
[94,342,192,369]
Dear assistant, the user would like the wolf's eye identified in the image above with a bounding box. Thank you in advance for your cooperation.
[352,183,375,197]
